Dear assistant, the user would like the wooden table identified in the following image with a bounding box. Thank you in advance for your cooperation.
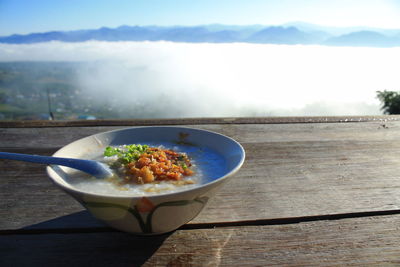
[2,116,400,266]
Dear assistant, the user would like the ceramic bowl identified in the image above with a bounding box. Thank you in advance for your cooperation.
[46,126,245,234]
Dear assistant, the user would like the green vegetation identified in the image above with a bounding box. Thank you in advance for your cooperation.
[0,61,123,120]
[104,144,150,165]
[377,90,400,114]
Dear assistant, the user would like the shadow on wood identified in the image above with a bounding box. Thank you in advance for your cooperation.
[22,210,106,231]
[1,211,172,266]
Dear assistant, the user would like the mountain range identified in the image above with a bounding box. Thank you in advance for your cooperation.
[1,23,400,47]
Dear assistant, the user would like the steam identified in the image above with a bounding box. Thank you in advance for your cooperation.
[0,40,396,117]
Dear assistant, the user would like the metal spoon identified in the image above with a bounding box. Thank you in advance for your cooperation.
[0,152,113,179]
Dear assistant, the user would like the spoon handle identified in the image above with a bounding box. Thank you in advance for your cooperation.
[0,151,80,165]
[0,152,111,178]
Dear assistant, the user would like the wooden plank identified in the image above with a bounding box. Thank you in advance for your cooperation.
[0,115,399,128]
[2,215,400,266]
[2,120,400,149]
[0,148,102,230]
[2,121,400,229]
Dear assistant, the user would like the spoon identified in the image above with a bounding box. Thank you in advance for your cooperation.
[0,152,113,179]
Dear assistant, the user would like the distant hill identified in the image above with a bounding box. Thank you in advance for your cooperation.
[1,24,400,47]
[246,26,324,44]
[284,21,400,36]
[325,31,400,47]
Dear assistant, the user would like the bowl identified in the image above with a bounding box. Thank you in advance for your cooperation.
[46,126,245,234]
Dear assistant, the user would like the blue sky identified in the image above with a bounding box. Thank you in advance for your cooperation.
[1,0,400,36]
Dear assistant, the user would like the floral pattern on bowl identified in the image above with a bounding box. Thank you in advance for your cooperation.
[83,196,209,233]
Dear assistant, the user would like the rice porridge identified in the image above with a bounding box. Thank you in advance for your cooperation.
[64,142,227,196]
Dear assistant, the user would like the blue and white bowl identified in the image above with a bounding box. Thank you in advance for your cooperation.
[47,126,245,234]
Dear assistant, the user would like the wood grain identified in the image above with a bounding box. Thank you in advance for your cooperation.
[2,215,400,266]
[2,119,400,148]
[3,117,400,266]
[2,121,400,230]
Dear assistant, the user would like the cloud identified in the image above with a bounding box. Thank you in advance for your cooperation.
[0,41,394,117]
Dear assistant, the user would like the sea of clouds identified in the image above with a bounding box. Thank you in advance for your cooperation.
[1,40,399,117]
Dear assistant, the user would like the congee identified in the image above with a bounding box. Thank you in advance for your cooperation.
[65,142,227,196]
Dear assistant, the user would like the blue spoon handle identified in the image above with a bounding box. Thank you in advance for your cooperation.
[0,152,112,179]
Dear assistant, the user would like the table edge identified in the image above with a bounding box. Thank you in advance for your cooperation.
[1,115,399,128]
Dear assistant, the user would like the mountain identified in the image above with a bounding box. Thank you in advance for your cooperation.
[325,31,399,47]
[246,26,323,44]
[1,24,400,47]
[0,26,244,43]
[284,21,400,37]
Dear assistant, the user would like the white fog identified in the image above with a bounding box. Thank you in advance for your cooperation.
[1,41,398,117]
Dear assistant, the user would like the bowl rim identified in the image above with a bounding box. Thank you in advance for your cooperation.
[46,126,246,199]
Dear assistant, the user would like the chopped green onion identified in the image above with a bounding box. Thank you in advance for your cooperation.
[104,144,149,165]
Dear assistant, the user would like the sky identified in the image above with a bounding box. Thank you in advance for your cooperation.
[1,0,400,36]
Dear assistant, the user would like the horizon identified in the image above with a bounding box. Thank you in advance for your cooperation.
[3,21,400,37]
[1,0,400,36]
[1,0,399,119]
